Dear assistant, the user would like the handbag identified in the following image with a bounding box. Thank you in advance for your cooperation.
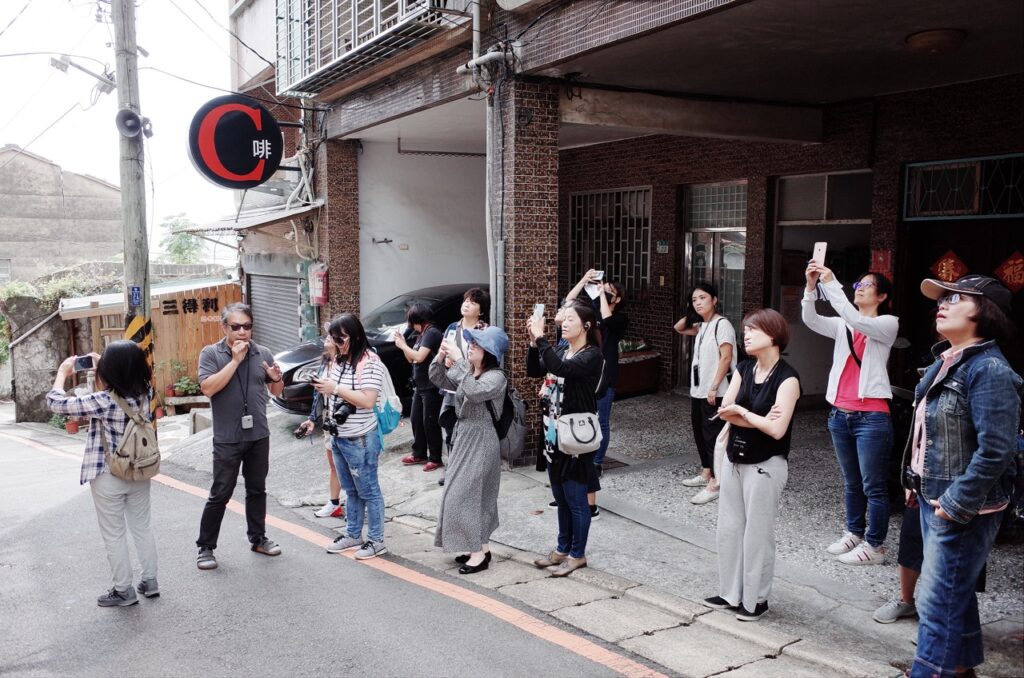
[556,412,602,456]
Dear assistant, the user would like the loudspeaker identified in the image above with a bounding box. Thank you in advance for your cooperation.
[115,109,143,138]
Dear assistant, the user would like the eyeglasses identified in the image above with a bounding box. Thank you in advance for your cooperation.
[332,334,350,343]
[227,322,253,331]
[852,281,876,290]
[937,293,962,307]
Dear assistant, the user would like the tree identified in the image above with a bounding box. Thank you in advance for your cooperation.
[159,213,203,264]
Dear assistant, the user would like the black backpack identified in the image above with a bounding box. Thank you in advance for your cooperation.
[486,386,528,468]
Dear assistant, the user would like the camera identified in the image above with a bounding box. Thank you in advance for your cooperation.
[323,401,355,436]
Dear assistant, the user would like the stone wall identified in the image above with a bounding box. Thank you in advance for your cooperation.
[2,295,68,423]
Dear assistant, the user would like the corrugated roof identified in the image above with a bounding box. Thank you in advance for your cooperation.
[59,278,239,320]
[181,201,324,235]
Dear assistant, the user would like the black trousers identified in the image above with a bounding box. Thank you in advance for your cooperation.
[690,396,724,475]
[410,387,443,463]
[197,437,270,549]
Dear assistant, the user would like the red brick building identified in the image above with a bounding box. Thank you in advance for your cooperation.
[227,0,1023,446]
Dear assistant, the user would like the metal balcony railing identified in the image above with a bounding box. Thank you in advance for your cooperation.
[277,0,473,97]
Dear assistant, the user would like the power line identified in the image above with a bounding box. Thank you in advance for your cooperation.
[0,0,35,40]
[0,50,108,67]
[188,0,275,70]
[0,102,81,172]
[139,66,328,111]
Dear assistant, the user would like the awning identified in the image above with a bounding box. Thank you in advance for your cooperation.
[181,200,324,235]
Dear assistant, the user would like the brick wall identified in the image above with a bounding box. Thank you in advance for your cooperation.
[318,139,360,320]
[558,74,1023,391]
[494,80,561,459]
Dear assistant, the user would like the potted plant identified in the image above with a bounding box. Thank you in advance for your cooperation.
[174,375,201,397]
[49,414,67,430]
[65,418,80,434]
[154,405,166,419]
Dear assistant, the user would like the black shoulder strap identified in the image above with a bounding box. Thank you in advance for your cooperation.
[845,327,862,368]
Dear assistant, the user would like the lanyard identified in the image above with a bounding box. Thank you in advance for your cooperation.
[232,344,251,414]
[695,317,721,362]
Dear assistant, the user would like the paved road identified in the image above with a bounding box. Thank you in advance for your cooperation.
[0,426,656,677]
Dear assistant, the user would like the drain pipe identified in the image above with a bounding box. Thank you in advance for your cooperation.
[456,50,509,75]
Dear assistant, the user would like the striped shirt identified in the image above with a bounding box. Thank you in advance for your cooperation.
[46,388,149,484]
[326,353,384,438]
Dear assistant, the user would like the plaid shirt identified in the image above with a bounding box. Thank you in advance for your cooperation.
[47,389,149,484]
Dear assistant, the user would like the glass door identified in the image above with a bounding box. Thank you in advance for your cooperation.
[677,229,746,388]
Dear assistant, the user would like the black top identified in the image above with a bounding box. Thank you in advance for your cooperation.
[411,326,443,389]
[599,307,628,394]
[726,359,801,464]
[527,338,604,484]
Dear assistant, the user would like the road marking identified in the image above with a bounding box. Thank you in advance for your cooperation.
[14,432,666,678]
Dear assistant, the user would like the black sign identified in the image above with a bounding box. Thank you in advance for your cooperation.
[188,95,284,189]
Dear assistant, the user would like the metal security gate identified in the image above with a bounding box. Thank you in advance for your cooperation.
[248,274,301,355]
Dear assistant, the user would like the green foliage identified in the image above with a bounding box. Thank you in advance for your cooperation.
[159,213,203,264]
[49,414,68,429]
[0,314,8,366]
[37,272,119,313]
[174,375,201,395]
[0,281,38,302]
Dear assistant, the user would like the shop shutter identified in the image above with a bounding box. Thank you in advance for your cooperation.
[248,274,301,355]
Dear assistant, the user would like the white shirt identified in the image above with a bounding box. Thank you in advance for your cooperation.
[690,315,737,399]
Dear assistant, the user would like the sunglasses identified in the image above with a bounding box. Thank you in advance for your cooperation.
[937,293,963,307]
[331,334,350,343]
[227,322,253,331]
[852,281,875,290]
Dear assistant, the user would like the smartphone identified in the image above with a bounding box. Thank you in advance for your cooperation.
[532,303,545,320]
[74,355,95,372]
[812,242,828,267]
[592,270,605,281]
[707,412,720,422]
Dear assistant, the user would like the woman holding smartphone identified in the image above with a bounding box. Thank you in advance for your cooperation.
[527,303,604,577]
[47,341,159,607]
[802,263,898,566]
[295,326,344,518]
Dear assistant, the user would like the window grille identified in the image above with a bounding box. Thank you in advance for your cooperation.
[688,182,747,230]
[570,188,652,295]
[904,154,1024,220]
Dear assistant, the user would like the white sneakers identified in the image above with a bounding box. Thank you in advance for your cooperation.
[837,542,886,565]
[314,500,344,518]
[682,474,709,487]
[826,531,863,555]
[689,487,720,504]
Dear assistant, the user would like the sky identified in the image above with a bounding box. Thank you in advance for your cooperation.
[0,0,249,261]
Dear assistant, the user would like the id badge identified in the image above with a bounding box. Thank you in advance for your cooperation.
[241,414,254,430]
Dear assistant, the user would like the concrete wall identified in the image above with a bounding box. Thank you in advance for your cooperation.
[357,141,488,311]
[2,295,67,423]
[0,148,122,283]
[0,360,11,398]
[229,0,277,89]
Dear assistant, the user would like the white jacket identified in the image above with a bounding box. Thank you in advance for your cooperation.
[801,278,899,404]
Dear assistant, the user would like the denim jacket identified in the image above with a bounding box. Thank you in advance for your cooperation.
[901,339,1023,523]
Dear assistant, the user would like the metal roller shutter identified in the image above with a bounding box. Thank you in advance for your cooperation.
[248,274,301,355]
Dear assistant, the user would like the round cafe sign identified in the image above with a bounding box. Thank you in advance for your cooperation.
[187,95,284,189]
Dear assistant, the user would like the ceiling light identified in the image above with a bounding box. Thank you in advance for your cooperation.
[904,29,967,55]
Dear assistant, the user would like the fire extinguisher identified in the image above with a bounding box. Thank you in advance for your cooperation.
[309,263,328,306]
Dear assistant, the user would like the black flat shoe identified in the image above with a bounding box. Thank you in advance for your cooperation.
[459,559,490,575]
[457,551,490,567]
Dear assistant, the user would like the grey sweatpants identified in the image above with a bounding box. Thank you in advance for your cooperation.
[90,472,158,591]
[716,454,788,612]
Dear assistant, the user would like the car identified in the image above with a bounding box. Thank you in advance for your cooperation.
[270,283,488,416]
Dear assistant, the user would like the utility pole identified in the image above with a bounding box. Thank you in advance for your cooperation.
[110,0,154,374]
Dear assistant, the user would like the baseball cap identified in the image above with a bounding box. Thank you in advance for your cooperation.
[920,274,1012,313]
[463,326,509,362]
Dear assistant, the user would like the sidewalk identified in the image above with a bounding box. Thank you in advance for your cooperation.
[105,396,1024,677]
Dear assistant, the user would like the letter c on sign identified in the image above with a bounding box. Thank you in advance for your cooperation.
[197,103,264,182]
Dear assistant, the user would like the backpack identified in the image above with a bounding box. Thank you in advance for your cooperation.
[98,392,160,482]
[486,384,528,468]
[355,351,402,436]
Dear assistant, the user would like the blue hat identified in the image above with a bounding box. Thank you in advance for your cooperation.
[462,326,509,362]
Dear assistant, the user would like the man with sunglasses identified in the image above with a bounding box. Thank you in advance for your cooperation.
[194,303,285,570]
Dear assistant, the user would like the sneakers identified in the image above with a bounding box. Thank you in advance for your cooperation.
[736,601,769,621]
[826,531,863,555]
[314,500,344,518]
[702,596,737,610]
[838,542,885,566]
[354,540,388,560]
[401,455,427,466]
[682,474,709,487]
[548,500,558,507]
[251,537,282,556]
[196,547,217,570]
[589,505,600,519]
[136,578,160,598]
[689,487,720,504]
[423,461,443,472]
[873,597,917,624]
[97,587,138,607]
[326,534,363,553]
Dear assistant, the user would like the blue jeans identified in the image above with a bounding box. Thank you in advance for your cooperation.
[827,409,893,547]
[593,387,615,467]
[331,433,385,543]
[549,470,591,558]
[911,505,1003,677]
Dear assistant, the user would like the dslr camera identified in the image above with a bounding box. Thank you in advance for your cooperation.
[323,401,355,436]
